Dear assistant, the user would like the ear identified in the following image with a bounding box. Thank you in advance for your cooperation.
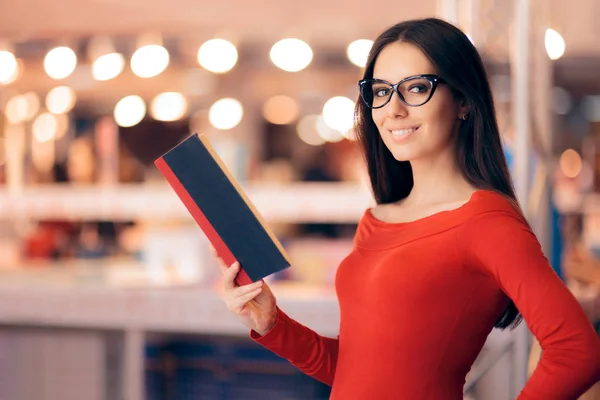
[458,99,470,121]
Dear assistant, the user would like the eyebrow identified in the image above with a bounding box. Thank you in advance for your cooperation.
[371,73,435,83]
[371,72,422,84]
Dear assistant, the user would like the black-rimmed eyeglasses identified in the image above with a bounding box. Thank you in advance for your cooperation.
[358,74,445,109]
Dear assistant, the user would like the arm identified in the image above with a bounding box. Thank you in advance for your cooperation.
[462,211,600,400]
[250,307,339,386]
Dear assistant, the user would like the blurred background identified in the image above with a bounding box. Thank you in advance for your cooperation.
[0,0,599,399]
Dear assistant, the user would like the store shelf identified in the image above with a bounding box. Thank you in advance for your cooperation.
[0,183,374,223]
[0,263,340,336]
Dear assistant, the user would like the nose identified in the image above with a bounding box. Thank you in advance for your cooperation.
[385,91,408,118]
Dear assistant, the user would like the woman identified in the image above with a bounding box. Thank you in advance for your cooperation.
[214,18,600,399]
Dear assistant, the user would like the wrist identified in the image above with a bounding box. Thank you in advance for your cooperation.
[256,308,279,336]
[267,307,279,330]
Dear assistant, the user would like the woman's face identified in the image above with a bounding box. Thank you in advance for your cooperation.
[371,42,466,163]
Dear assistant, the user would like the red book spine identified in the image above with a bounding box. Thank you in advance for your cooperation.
[154,157,252,286]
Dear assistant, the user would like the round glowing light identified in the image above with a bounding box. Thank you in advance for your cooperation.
[198,39,238,73]
[0,59,20,85]
[33,113,58,143]
[346,39,373,68]
[114,95,146,127]
[545,29,565,60]
[44,46,77,80]
[46,86,76,114]
[0,51,18,83]
[4,93,39,124]
[150,92,188,121]
[560,149,582,178]
[296,114,326,146]
[130,45,169,78]
[208,98,243,130]
[92,53,125,81]
[322,96,355,133]
[262,95,300,125]
[270,38,313,72]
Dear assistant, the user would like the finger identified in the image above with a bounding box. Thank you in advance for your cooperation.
[230,287,263,310]
[223,261,240,290]
[229,280,263,298]
[210,248,228,274]
[208,244,216,256]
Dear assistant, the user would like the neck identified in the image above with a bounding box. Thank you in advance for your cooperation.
[405,146,472,205]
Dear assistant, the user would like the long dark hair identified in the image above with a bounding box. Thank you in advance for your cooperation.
[355,18,522,330]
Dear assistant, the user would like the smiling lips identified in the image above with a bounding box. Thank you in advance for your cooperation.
[390,126,419,141]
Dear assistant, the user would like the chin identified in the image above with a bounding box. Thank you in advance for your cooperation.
[383,142,420,162]
[393,155,411,162]
[390,153,415,162]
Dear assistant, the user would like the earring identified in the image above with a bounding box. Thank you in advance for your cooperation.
[460,113,468,121]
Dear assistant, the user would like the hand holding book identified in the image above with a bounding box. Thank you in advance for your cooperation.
[210,245,278,336]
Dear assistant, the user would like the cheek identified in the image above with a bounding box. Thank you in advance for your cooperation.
[429,109,458,139]
[371,109,385,131]
[421,101,459,140]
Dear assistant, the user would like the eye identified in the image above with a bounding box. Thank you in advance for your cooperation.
[408,84,428,94]
[374,88,390,97]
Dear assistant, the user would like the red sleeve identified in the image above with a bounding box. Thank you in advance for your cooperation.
[249,307,338,385]
[461,210,600,399]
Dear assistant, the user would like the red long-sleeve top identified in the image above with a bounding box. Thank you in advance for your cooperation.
[251,190,600,399]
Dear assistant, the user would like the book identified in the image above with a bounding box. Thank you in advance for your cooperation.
[154,133,291,286]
